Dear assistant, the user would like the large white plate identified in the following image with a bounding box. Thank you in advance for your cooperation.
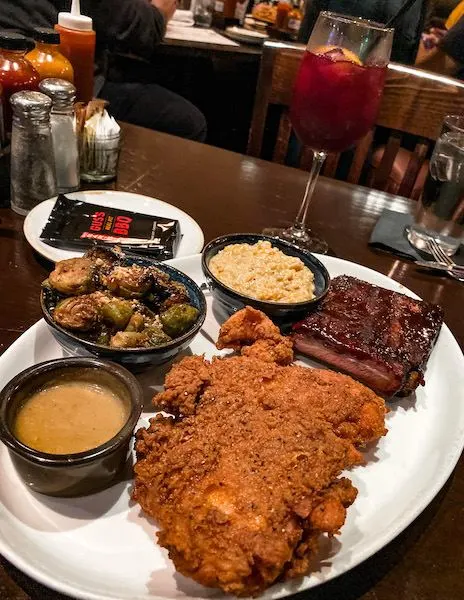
[225,26,269,45]
[23,191,205,263]
[1,254,464,600]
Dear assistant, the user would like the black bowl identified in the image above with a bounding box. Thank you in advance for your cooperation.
[202,234,330,321]
[0,358,143,497]
[41,253,207,369]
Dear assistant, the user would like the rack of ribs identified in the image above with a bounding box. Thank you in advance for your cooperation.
[292,275,444,397]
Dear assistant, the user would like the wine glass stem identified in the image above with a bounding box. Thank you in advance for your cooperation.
[293,151,327,232]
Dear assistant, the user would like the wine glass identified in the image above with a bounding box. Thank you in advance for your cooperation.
[263,12,394,254]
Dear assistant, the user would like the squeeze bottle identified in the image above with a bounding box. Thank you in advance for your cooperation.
[55,0,95,102]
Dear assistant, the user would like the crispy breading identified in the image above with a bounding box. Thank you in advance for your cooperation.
[133,307,387,596]
[217,306,294,365]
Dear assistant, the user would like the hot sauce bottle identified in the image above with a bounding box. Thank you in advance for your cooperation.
[285,1,303,37]
[0,31,40,137]
[55,0,96,102]
[27,28,74,83]
[276,1,291,30]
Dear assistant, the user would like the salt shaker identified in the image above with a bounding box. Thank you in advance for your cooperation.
[39,78,79,193]
[10,91,57,215]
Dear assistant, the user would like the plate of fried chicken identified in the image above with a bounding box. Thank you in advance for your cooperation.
[0,253,463,600]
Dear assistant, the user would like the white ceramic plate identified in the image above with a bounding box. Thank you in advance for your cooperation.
[1,254,464,600]
[23,191,205,263]
[225,26,269,45]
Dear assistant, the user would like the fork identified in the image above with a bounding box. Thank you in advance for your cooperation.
[425,238,464,282]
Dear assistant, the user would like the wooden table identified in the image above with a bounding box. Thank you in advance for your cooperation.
[1,123,463,600]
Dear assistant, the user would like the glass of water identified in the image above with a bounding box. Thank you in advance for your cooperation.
[442,114,464,136]
[194,0,213,28]
[407,131,464,256]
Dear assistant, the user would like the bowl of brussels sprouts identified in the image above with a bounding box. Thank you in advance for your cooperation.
[40,246,207,369]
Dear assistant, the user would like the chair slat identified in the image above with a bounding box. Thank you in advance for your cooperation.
[273,111,292,164]
[299,146,313,171]
[397,140,429,199]
[347,130,375,185]
[247,45,277,157]
[369,133,402,191]
[322,153,340,178]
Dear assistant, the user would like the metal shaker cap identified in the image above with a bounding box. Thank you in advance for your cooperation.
[39,78,76,110]
[10,91,53,121]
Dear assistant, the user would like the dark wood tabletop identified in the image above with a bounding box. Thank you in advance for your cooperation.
[0,123,463,600]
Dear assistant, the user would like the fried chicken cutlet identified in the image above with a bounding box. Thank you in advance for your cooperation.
[133,307,387,597]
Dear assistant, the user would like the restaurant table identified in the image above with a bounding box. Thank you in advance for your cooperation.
[158,37,261,152]
[0,123,463,600]
[110,30,263,154]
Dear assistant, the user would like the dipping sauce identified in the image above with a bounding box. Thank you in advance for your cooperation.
[209,240,315,303]
[14,381,128,454]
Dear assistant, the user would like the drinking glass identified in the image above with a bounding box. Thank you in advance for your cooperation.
[441,114,464,136]
[263,12,393,254]
[193,0,213,28]
[407,131,464,256]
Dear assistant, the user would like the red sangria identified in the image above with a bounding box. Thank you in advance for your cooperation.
[263,12,393,253]
[290,47,387,153]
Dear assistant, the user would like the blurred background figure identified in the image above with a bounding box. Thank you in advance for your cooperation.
[0,0,207,142]
[415,0,464,80]
[425,0,462,28]
[416,9,464,78]
[298,0,429,65]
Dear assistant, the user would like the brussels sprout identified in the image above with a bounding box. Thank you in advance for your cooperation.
[53,295,99,331]
[145,326,171,347]
[125,313,145,332]
[109,331,147,348]
[103,265,152,298]
[49,257,96,295]
[84,246,119,273]
[100,298,133,329]
[96,330,111,345]
[160,304,199,337]
[150,267,170,287]
[160,281,190,311]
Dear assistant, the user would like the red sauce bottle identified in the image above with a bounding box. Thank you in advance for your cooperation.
[0,31,40,137]
[55,2,96,103]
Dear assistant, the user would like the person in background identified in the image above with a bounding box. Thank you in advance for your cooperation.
[299,0,428,65]
[419,0,463,56]
[416,13,464,79]
[0,0,207,142]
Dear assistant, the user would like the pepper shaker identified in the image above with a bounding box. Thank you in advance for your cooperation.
[10,91,57,215]
[39,78,79,193]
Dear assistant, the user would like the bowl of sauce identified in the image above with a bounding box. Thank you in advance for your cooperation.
[0,358,143,497]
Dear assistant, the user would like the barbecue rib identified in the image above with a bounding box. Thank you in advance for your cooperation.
[133,307,387,597]
[293,275,443,397]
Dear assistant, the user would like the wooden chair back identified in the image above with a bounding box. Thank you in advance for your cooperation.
[247,41,464,199]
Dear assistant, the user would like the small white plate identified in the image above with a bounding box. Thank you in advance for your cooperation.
[23,190,205,263]
[225,26,269,45]
[1,254,464,600]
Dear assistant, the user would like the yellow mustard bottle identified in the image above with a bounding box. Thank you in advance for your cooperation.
[26,27,74,83]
